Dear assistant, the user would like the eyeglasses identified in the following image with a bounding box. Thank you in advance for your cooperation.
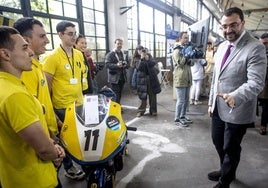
[220,22,241,30]
[63,32,77,37]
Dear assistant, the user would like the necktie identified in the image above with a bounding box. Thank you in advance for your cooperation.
[221,44,233,69]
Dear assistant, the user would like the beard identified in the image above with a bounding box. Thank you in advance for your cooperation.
[224,31,240,42]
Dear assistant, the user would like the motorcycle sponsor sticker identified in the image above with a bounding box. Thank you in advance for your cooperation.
[106,116,120,130]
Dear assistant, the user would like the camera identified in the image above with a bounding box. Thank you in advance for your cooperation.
[122,60,127,65]
[180,42,204,59]
[141,49,146,53]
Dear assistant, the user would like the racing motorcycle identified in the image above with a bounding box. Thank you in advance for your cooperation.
[60,87,136,188]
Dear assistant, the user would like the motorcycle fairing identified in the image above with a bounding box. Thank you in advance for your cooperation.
[60,95,127,164]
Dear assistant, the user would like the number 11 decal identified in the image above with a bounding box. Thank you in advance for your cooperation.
[84,129,100,151]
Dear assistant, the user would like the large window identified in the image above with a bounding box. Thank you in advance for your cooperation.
[127,0,138,57]
[82,0,106,62]
[0,0,107,63]
[139,3,154,54]
[127,1,168,59]
[181,0,198,20]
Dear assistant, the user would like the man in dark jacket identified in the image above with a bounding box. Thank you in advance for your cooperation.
[258,33,268,135]
[105,38,128,104]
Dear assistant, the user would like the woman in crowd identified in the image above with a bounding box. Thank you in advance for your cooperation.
[75,34,92,94]
[136,46,161,117]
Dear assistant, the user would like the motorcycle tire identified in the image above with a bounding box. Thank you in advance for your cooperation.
[114,155,124,171]
[104,174,115,188]
[87,173,115,188]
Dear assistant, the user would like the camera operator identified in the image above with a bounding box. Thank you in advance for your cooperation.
[105,38,129,105]
[172,31,194,127]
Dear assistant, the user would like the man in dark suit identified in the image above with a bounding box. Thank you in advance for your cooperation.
[258,33,268,135]
[105,38,128,104]
[208,7,267,188]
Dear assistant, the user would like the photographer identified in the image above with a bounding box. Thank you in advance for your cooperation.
[105,38,129,105]
[172,32,194,127]
[136,46,161,117]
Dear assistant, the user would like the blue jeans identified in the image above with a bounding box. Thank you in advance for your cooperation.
[175,86,190,120]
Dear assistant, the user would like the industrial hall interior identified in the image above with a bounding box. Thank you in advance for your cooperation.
[0,0,268,188]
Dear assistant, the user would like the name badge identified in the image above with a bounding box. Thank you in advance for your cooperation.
[70,78,78,84]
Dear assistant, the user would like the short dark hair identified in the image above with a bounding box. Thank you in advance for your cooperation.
[114,38,123,44]
[179,31,187,39]
[13,17,43,38]
[136,45,144,50]
[223,7,244,21]
[56,21,75,33]
[260,33,268,39]
[0,26,19,51]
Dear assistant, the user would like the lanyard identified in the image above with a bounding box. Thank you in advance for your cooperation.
[61,45,75,78]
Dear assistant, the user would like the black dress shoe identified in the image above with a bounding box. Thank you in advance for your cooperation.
[213,182,229,188]
[213,182,223,188]
[208,170,221,181]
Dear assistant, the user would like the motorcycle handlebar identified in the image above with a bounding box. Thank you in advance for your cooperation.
[126,126,137,131]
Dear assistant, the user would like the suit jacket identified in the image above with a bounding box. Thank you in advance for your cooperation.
[209,31,267,124]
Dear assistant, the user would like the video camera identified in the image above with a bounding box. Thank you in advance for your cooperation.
[180,42,204,59]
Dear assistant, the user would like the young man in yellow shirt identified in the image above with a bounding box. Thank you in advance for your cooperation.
[43,21,85,180]
[13,17,65,187]
[0,26,64,188]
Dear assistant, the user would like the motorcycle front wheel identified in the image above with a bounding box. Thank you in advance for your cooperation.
[87,170,115,188]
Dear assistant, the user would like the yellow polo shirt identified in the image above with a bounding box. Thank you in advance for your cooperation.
[21,58,58,134]
[0,72,57,188]
[43,46,84,109]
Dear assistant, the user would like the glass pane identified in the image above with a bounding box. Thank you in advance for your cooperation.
[3,12,22,24]
[64,4,77,18]
[94,0,104,11]
[181,0,197,19]
[34,16,50,32]
[83,8,94,21]
[86,37,96,49]
[51,19,62,33]
[154,10,165,34]
[97,50,106,62]
[52,34,62,48]
[96,24,105,37]
[31,0,47,13]
[167,15,173,29]
[1,0,21,9]
[82,0,93,8]
[64,0,76,4]
[139,3,153,32]
[84,22,96,36]
[95,11,105,24]
[91,50,96,61]
[50,19,78,33]
[96,37,106,49]
[49,1,63,16]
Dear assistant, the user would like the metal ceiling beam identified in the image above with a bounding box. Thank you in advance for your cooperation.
[243,7,268,12]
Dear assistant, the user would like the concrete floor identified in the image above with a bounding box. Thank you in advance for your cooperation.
[59,85,268,188]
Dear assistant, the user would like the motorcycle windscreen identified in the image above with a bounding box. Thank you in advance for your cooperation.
[60,94,127,164]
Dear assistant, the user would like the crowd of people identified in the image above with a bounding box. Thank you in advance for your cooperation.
[0,6,267,188]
